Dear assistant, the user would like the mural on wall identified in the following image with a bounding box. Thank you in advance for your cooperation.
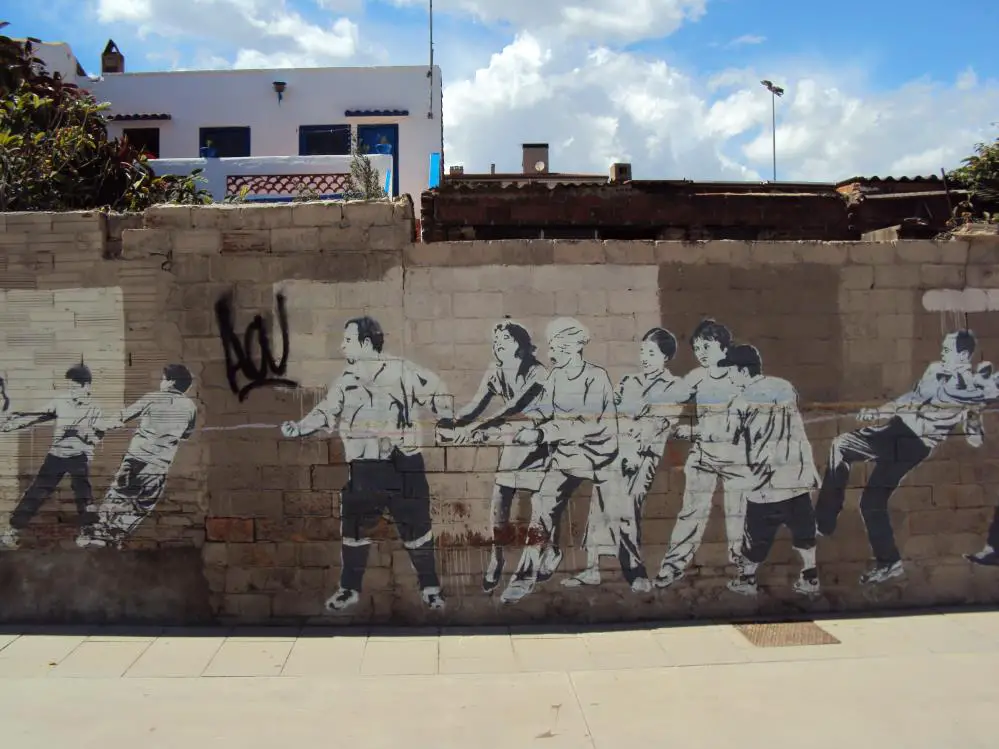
[0,363,198,550]
[565,327,689,593]
[280,315,452,612]
[816,330,987,584]
[722,345,820,597]
[497,318,620,604]
[654,319,745,590]
[77,364,198,549]
[0,364,104,549]
[436,320,549,594]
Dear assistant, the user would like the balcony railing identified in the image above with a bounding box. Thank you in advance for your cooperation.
[148,155,395,202]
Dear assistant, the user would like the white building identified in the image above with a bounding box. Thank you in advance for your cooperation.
[27,40,444,201]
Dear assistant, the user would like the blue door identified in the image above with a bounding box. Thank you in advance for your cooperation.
[357,124,399,197]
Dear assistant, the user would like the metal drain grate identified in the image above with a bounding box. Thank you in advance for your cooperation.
[734,621,840,648]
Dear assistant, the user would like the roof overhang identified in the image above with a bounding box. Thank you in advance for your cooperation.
[344,109,409,118]
[108,113,172,122]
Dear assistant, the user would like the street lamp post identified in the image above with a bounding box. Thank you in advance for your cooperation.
[760,80,784,182]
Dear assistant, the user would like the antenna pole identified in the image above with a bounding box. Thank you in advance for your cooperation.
[428,0,434,119]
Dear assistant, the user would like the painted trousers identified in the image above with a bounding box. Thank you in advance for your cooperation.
[582,451,658,583]
[512,468,606,584]
[659,454,747,572]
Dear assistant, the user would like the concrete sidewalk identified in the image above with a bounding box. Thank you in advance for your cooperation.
[1,610,997,748]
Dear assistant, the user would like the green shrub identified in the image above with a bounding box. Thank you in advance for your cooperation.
[0,22,212,211]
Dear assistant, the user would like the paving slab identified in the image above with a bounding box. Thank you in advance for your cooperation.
[202,640,294,677]
[0,671,593,749]
[125,637,227,678]
[281,636,367,676]
[0,635,85,678]
[50,640,152,678]
[360,637,438,675]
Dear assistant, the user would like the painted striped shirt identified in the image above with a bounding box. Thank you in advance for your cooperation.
[895,362,985,449]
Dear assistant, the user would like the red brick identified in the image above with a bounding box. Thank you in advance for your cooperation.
[206,517,254,543]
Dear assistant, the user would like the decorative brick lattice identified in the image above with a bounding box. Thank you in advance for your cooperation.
[226,173,351,197]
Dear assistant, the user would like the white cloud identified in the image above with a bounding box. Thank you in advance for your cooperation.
[94,0,367,67]
[84,0,999,183]
[442,34,999,182]
[389,0,707,43]
[728,34,765,46]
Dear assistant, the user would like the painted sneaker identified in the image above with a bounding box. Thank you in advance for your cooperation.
[653,562,685,589]
[792,568,821,596]
[500,576,534,604]
[965,548,999,567]
[324,588,360,612]
[630,576,653,594]
[422,587,447,611]
[0,528,19,550]
[859,561,905,585]
[727,574,758,597]
[482,550,505,593]
[75,531,107,549]
[537,546,564,582]
[561,567,601,588]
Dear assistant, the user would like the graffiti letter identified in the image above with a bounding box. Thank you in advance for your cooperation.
[215,292,298,402]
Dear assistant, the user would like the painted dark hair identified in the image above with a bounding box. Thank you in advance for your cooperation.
[494,320,542,381]
[65,364,92,386]
[642,327,677,362]
[163,363,194,393]
[345,316,384,353]
[955,329,977,357]
[690,318,732,350]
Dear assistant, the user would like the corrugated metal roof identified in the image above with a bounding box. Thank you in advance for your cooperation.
[836,175,944,186]
[344,109,409,117]
[108,113,172,121]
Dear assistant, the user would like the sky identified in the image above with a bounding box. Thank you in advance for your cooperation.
[5,0,999,181]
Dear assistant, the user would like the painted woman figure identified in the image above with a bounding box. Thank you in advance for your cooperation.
[443,320,549,592]
[564,327,691,591]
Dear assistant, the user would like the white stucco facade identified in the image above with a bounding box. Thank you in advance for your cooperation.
[81,65,442,201]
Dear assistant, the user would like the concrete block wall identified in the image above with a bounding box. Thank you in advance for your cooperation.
[1,200,998,626]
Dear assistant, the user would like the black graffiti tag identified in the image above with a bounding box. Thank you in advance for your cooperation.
[215,292,298,402]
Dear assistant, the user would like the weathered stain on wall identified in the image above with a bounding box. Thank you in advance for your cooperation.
[2,203,999,626]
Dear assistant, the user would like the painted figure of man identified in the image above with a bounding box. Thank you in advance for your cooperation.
[77,364,198,549]
[965,361,999,567]
[563,327,690,593]
[439,320,548,593]
[655,319,745,588]
[816,330,986,585]
[281,316,452,612]
[720,345,821,597]
[0,364,104,549]
[500,317,619,604]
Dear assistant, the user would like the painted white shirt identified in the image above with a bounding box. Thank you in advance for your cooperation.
[298,357,452,461]
[731,375,819,504]
[119,390,198,471]
[39,394,104,460]
[684,366,740,468]
[617,371,691,458]
[536,361,619,478]
[894,362,985,449]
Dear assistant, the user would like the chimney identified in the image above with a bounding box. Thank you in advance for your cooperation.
[522,143,549,175]
[490,163,496,174]
[101,39,124,74]
[610,163,632,182]
[449,165,464,176]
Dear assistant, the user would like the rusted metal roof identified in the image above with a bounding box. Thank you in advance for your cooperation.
[108,113,172,121]
[835,175,944,186]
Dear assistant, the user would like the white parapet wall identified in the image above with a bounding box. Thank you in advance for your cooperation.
[149,154,395,202]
